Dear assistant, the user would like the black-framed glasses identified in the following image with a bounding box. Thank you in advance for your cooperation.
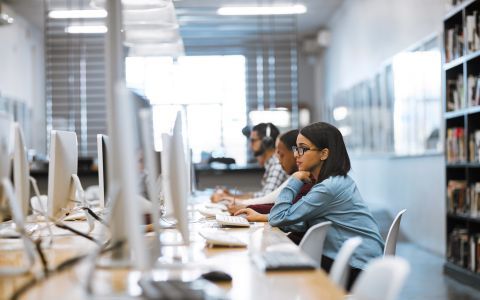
[291,146,320,156]
[249,138,261,144]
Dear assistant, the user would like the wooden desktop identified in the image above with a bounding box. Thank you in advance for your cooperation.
[0,209,344,299]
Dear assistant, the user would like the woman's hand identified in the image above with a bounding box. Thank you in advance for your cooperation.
[292,171,312,182]
[234,208,268,222]
[227,202,246,214]
[210,189,231,203]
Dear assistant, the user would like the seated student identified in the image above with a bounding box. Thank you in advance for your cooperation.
[211,123,288,202]
[268,122,384,291]
[227,129,299,215]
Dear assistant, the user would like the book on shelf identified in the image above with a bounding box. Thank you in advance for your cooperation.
[447,180,467,214]
[447,228,480,272]
[466,11,480,53]
[445,25,464,62]
[447,74,465,111]
[468,130,480,162]
[447,127,466,162]
[447,180,480,217]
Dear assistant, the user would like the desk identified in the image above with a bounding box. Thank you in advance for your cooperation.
[0,213,344,299]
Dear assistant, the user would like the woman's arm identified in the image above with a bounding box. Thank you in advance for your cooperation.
[268,177,332,227]
[241,179,289,206]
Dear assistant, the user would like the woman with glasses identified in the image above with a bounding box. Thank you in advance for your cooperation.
[231,129,316,221]
[268,122,384,291]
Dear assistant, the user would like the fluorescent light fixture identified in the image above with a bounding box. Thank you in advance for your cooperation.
[65,25,108,34]
[49,9,107,19]
[0,13,14,25]
[217,4,307,16]
[333,106,348,121]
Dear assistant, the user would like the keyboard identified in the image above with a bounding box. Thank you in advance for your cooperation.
[198,230,247,247]
[197,207,229,218]
[252,251,319,271]
[0,223,39,238]
[138,278,227,300]
[215,214,250,227]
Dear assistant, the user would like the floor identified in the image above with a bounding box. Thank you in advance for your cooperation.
[396,242,480,300]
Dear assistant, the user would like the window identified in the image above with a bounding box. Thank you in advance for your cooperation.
[126,55,247,163]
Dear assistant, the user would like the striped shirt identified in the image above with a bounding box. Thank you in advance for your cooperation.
[253,155,288,198]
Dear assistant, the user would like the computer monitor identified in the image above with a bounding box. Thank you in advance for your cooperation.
[102,83,148,269]
[138,108,161,252]
[47,130,78,219]
[0,113,12,223]
[161,111,189,244]
[0,113,35,274]
[97,134,109,208]
[13,123,30,218]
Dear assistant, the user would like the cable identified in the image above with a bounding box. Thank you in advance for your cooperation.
[53,223,99,244]
[81,207,108,226]
[9,239,124,300]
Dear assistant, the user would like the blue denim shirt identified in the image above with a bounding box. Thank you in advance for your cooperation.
[268,175,385,269]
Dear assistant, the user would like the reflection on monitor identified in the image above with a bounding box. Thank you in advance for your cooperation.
[13,123,30,217]
[97,134,109,208]
[47,130,78,219]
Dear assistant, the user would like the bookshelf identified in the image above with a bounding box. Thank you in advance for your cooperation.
[444,0,480,288]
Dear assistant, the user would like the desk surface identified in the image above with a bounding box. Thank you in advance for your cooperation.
[0,209,344,300]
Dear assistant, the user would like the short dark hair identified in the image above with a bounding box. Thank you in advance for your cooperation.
[279,129,299,150]
[252,123,280,145]
[299,122,351,183]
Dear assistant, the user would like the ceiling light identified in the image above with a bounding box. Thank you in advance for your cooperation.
[217,4,307,16]
[49,9,107,19]
[0,13,13,25]
[65,25,108,34]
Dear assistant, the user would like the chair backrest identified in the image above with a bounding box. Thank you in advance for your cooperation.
[299,221,332,264]
[351,256,410,300]
[384,209,406,256]
[329,236,362,290]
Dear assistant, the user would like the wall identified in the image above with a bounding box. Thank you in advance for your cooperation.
[0,4,45,153]
[320,0,447,255]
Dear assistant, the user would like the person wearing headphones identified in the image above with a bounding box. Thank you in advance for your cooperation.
[211,122,288,202]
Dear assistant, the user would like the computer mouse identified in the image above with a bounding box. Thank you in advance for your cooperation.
[200,270,232,282]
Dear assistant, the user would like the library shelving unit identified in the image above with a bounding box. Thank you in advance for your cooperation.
[443,0,480,288]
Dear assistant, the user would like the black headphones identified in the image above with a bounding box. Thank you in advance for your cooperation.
[261,123,275,150]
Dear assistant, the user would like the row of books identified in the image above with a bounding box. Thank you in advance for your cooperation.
[448,228,480,273]
[447,127,467,162]
[466,11,480,53]
[469,129,480,162]
[447,180,480,216]
[467,75,480,107]
[445,25,464,62]
[447,74,465,111]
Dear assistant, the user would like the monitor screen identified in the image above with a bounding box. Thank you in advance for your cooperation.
[97,134,109,208]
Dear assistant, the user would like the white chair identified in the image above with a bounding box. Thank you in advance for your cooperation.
[384,209,406,256]
[350,256,410,300]
[329,236,362,290]
[299,221,332,264]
